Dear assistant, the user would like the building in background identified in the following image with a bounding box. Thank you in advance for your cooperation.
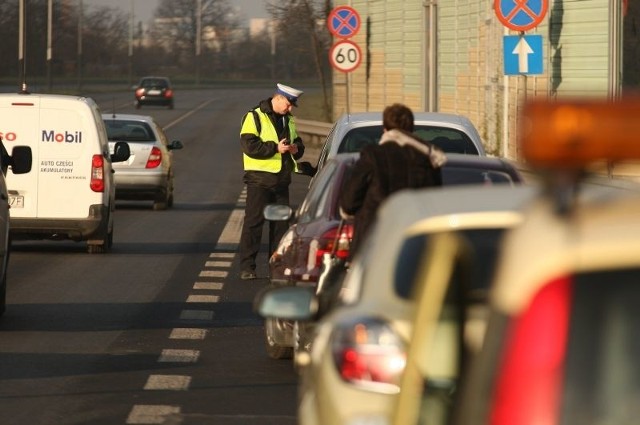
[330,0,630,165]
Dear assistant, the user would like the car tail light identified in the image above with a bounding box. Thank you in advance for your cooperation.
[490,276,572,425]
[309,223,354,268]
[135,88,145,98]
[164,89,173,99]
[90,154,105,192]
[331,317,406,393]
[146,146,162,168]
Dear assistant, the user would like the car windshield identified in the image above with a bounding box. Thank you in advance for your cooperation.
[104,120,155,142]
[336,125,480,155]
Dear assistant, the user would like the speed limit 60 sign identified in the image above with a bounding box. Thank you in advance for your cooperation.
[329,40,362,73]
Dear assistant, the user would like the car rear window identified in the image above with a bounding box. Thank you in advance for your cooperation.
[559,268,640,424]
[442,167,517,186]
[104,120,155,142]
[394,228,507,300]
[337,125,479,155]
[141,79,169,88]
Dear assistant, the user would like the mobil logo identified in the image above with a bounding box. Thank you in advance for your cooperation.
[42,129,83,143]
[0,131,17,142]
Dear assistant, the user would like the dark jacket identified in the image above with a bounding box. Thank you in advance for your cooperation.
[339,129,445,258]
[240,98,305,188]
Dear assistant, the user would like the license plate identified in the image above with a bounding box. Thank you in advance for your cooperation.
[148,89,161,95]
[9,195,24,208]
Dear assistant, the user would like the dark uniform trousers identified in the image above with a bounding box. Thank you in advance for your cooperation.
[238,182,290,273]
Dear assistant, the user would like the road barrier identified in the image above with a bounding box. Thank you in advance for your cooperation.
[296,119,332,147]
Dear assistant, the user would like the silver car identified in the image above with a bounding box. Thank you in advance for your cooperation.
[102,114,183,210]
[314,111,486,174]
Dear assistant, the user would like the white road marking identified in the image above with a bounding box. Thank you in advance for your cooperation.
[216,208,244,250]
[169,328,208,340]
[193,281,224,290]
[180,309,214,321]
[205,260,231,268]
[126,405,181,424]
[186,294,219,303]
[199,270,228,278]
[158,349,200,363]
[209,253,234,258]
[144,375,191,391]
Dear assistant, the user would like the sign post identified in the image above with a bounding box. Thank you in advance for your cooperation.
[328,6,362,114]
[495,0,548,76]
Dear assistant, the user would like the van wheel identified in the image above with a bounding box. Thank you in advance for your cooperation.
[87,229,111,254]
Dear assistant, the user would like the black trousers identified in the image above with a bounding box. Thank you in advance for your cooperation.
[238,182,290,272]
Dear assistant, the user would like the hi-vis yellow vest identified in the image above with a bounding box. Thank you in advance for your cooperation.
[240,108,299,173]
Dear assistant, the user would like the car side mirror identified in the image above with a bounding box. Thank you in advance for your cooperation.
[296,161,317,177]
[111,141,131,163]
[9,146,32,175]
[168,140,183,150]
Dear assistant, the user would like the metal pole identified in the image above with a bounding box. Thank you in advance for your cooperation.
[19,0,27,92]
[47,0,53,92]
[196,0,202,86]
[129,0,134,86]
[77,0,83,91]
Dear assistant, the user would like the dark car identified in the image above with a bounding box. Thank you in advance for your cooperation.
[260,152,525,361]
[134,76,174,109]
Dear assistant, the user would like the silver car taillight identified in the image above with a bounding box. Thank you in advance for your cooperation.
[331,317,406,393]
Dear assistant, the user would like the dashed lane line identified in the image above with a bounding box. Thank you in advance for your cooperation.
[169,328,208,340]
[126,405,181,424]
[144,375,192,391]
[158,349,200,363]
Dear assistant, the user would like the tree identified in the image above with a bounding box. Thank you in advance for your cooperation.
[150,0,236,76]
[266,0,332,121]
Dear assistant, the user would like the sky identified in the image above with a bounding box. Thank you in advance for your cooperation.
[83,0,269,25]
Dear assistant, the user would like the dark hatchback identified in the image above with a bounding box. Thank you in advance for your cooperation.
[134,76,174,109]
[260,152,525,360]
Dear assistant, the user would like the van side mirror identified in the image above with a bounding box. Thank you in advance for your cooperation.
[111,141,131,163]
[8,146,32,175]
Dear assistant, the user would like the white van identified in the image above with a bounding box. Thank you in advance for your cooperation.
[0,93,130,253]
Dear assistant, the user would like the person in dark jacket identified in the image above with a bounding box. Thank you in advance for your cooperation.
[339,103,446,259]
[238,83,305,280]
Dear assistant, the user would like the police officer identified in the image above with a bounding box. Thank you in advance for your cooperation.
[238,83,305,280]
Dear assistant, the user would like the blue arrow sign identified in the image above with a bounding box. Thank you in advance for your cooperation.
[503,35,543,75]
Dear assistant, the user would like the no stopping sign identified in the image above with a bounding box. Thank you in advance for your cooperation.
[329,40,362,73]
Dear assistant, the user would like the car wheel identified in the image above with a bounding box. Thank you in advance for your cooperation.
[264,317,293,359]
[135,102,141,109]
[168,102,174,110]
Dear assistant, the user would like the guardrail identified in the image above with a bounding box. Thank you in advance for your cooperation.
[296,119,332,147]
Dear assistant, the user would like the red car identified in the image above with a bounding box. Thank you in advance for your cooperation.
[261,152,524,361]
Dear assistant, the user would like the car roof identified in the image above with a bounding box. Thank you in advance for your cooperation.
[102,113,155,123]
[334,111,475,126]
[491,187,640,314]
[338,185,538,309]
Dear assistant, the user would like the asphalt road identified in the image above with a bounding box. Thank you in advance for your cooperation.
[0,87,316,424]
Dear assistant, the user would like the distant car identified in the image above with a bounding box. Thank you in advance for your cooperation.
[314,112,486,175]
[259,152,524,362]
[102,113,183,210]
[134,76,174,109]
[255,184,537,425]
